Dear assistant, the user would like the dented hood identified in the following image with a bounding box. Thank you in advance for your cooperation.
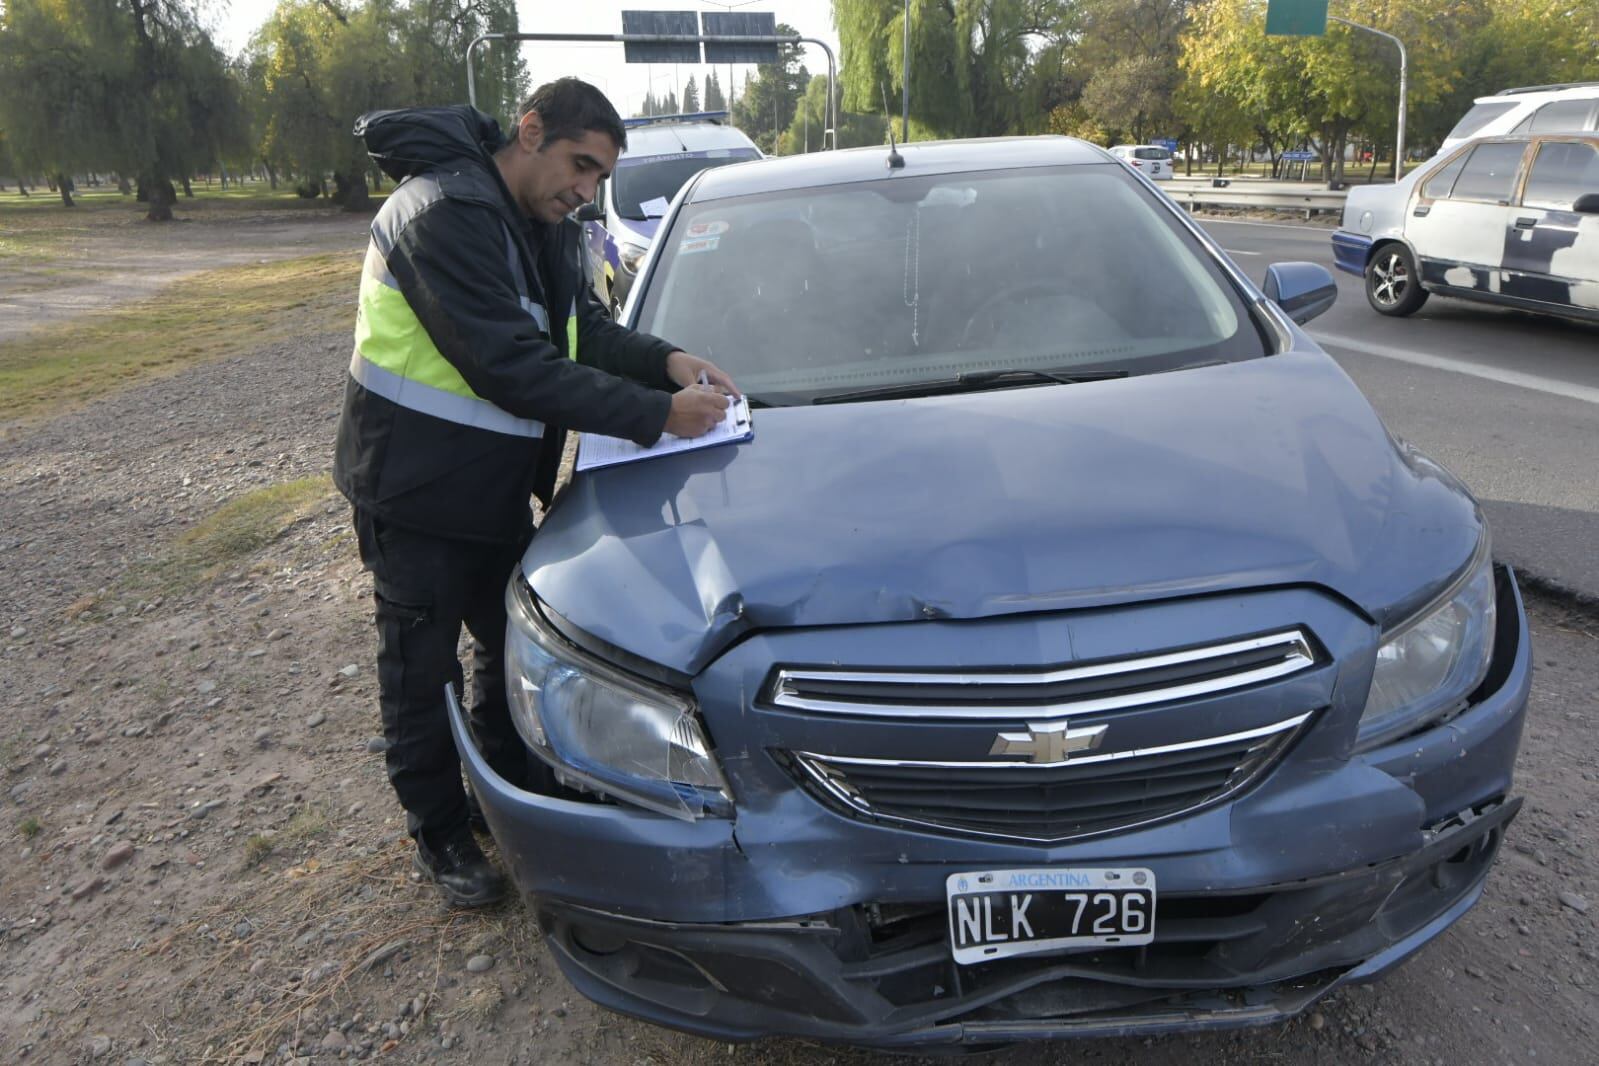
[525,349,1481,674]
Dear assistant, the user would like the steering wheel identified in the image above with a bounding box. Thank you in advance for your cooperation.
[958,283,1067,349]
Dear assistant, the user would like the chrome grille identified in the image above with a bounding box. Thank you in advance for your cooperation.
[771,629,1319,842]
[789,714,1309,842]
[770,630,1316,720]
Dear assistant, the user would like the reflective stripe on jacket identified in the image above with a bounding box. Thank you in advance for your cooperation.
[333,104,678,544]
[350,189,548,438]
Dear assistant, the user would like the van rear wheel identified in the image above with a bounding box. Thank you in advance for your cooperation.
[1366,244,1428,316]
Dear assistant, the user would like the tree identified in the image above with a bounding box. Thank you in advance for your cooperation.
[1181,0,1488,182]
[1081,55,1175,143]
[704,70,726,111]
[0,0,234,217]
[246,1,527,212]
[834,1,1075,139]
[0,0,118,206]
[683,75,700,113]
[778,73,885,154]
[732,22,808,152]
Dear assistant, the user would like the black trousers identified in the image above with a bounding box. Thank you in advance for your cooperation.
[352,508,530,848]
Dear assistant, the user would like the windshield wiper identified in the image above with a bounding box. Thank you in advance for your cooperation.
[812,367,1127,405]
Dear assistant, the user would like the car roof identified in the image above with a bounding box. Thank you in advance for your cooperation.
[686,136,1113,203]
[1473,83,1599,104]
[622,122,759,160]
[1452,131,1599,147]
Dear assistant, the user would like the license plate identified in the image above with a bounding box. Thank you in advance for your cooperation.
[946,867,1156,965]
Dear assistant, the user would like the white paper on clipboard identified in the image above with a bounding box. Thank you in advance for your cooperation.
[576,396,752,472]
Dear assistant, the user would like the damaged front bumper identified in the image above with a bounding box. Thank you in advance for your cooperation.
[446,573,1530,1046]
[535,796,1517,1046]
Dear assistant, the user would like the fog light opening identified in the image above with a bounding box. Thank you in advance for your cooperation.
[571,926,630,956]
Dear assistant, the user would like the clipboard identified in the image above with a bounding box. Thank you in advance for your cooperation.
[575,396,753,472]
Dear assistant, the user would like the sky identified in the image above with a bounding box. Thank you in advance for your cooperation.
[211,0,843,117]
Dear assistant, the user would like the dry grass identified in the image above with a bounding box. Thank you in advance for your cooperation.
[0,252,359,424]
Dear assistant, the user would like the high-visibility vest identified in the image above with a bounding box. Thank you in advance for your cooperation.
[347,175,574,439]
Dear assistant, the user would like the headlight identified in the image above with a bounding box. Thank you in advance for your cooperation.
[1358,532,1496,748]
[504,576,732,820]
[619,242,648,275]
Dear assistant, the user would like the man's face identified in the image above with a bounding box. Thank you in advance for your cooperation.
[507,113,619,224]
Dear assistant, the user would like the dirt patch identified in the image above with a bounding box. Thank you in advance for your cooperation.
[0,193,371,343]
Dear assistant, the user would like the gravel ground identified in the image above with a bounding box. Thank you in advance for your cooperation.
[0,222,1594,1065]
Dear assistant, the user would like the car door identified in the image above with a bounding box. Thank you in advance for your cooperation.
[1404,140,1531,295]
[1503,138,1599,312]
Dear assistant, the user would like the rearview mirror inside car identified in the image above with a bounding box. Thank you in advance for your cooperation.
[1262,262,1338,326]
[1574,193,1599,214]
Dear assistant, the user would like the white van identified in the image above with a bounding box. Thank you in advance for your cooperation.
[1440,83,1599,154]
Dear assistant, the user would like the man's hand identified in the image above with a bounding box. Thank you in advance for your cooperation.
[665,350,741,398]
[664,386,730,438]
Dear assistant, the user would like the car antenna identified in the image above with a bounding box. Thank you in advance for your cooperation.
[881,84,905,169]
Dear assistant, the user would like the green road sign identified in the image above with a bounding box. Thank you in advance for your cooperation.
[1265,0,1329,36]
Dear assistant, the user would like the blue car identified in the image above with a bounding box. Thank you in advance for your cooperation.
[450,138,1530,1048]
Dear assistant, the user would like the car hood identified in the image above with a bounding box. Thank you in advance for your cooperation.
[526,349,1481,674]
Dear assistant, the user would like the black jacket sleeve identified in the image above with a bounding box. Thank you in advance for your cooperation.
[386,199,672,447]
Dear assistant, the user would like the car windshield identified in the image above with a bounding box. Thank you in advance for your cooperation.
[1446,102,1518,141]
[1134,147,1170,160]
[613,148,760,219]
[636,163,1266,405]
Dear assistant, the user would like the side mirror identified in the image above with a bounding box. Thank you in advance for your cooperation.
[1574,192,1599,214]
[575,202,604,223]
[1262,261,1338,325]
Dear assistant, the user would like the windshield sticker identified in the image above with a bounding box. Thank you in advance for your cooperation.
[685,220,730,239]
[678,235,721,255]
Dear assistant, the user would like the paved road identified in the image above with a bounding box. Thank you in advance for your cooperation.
[1196,217,1599,605]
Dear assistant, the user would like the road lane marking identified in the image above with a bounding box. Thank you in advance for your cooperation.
[1223,248,1261,255]
[1309,331,1599,406]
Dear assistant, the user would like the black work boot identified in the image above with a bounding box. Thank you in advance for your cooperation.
[413,832,506,908]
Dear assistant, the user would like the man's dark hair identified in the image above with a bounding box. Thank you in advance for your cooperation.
[514,78,627,151]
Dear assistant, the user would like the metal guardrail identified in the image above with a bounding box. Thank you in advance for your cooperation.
[1160,181,1349,217]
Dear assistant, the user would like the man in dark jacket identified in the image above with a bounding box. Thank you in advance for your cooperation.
[334,79,736,907]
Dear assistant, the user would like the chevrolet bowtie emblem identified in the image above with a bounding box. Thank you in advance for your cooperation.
[989,720,1108,764]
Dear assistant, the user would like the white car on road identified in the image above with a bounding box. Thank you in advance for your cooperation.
[1332,133,1599,323]
[1109,144,1174,180]
[1440,83,1599,154]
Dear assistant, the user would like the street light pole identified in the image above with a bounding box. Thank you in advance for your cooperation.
[1329,16,1407,180]
[902,0,911,140]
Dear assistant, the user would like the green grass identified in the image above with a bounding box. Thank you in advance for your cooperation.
[0,252,359,424]
[19,816,41,839]
[0,181,387,217]
[244,835,275,866]
[279,805,331,847]
[68,476,336,620]
[167,477,336,585]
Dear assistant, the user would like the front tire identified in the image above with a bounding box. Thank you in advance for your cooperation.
[1365,244,1428,316]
